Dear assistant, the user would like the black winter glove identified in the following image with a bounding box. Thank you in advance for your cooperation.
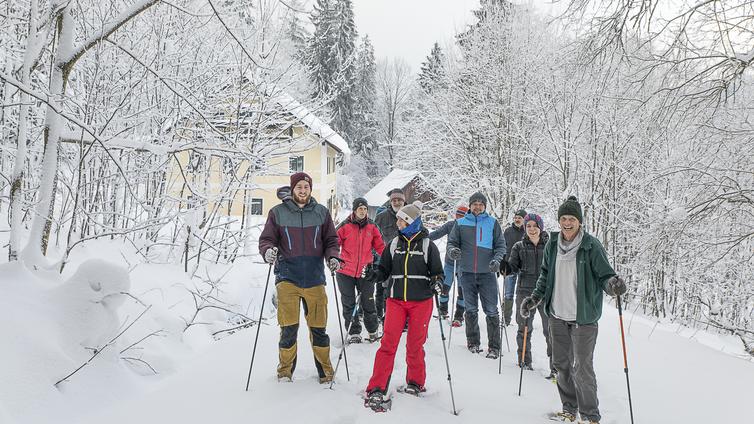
[519,295,542,319]
[448,247,461,261]
[500,260,512,276]
[607,276,627,296]
[430,276,444,297]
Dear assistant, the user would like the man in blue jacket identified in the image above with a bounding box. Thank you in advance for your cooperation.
[448,192,507,359]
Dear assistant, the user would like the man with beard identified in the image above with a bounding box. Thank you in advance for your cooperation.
[520,196,627,423]
[259,172,341,383]
[373,188,406,321]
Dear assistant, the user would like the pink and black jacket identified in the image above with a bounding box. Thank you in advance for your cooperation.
[259,197,339,288]
[336,214,386,279]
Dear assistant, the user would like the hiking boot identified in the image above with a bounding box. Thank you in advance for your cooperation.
[401,382,426,396]
[451,319,463,327]
[319,374,333,384]
[485,348,500,359]
[546,369,558,380]
[438,301,449,319]
[518,362,533,370]
[277,373,292,382]
[367,331,382,343]
[468,344,482,354]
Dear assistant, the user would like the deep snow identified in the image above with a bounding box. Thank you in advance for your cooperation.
[1,238,751,424]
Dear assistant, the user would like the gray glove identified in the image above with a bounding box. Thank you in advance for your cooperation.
[607,276,627,296]
[264,247,278,264]
[519,295,541,319]
[327,257,341,272]
[489,260,500,273]
[448,247,461,261]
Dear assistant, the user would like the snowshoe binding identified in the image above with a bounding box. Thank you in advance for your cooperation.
[547,411,577,422]
[364,390,391,412]
[366,331,382,343]
[397,382,426,397]
[485,348,500,360]
[467,344,482,354]
[347,334,362,344]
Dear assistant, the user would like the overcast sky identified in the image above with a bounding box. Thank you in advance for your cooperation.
[352,0,481,72]
[351,0,563,72]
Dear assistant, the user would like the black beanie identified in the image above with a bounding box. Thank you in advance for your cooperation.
[352,197,369,211]
[514,209,527,218]
[469,192,487,207]
[558,196,583,223]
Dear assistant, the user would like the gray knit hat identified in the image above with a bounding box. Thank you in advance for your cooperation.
[396,201,423,224]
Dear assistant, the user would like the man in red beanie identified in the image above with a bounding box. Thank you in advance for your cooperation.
[259,172,341,383]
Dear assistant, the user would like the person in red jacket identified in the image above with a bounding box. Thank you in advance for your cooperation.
[362,201,445,411]
[336,197,386,343]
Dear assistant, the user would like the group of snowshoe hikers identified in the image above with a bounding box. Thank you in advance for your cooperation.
[259,172,627,423]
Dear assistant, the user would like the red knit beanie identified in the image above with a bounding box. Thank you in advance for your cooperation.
[290,172,313,189]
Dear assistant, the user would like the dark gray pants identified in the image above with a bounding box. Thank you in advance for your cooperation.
[515,291,552,368]
[549,318,600,422]
[336,273,379,334]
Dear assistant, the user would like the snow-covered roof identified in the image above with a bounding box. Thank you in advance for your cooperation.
[363,169,421,206]
[272,93,351,159]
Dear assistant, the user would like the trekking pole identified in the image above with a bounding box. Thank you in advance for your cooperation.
[245,263,273,391]
[617,294,635,424]
[497,277,511,355]
[518,323,529,396]
[330,293,360,389]
[330,269,350,381]
[448,260,457,344]
[434,294,458,415]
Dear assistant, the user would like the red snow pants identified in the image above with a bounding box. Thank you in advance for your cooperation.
[366,297,434,393]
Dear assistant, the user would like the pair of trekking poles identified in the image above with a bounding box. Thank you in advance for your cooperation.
[244,263,459,415]
[244,264,354,391]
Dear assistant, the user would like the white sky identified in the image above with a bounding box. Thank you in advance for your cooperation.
[352,0,481,72]
[351,0,563,72]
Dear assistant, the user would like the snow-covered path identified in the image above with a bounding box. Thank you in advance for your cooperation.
[79,276,752,424]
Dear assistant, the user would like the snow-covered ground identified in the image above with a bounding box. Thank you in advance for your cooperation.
[1,239,751,424]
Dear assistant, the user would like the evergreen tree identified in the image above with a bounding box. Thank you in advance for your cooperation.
[306,0,358,147]
[418,42,446,93]
[351,35,378,156]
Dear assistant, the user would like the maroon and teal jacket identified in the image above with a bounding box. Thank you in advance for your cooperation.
[336,214,385,279]
[259,197,339,288]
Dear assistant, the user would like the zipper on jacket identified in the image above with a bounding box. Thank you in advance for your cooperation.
[404,237,411,301]
[314,225,319,249]
[299,211,305,256]
[473,215,479,273]
[355,226,363,278]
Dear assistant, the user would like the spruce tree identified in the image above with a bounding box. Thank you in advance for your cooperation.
[352,35,378,155]
[418,42,446,93]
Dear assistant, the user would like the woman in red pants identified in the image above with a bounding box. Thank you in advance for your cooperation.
[362,201,445,411]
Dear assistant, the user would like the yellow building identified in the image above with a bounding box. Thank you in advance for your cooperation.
[168,94,350,220]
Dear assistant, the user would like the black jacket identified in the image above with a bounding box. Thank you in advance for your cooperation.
[508,232,549,294]
[503,223,526,263]
[374,208,399,246]
[374,228,444,302]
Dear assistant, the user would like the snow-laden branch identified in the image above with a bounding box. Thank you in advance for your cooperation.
[60,0,162,72]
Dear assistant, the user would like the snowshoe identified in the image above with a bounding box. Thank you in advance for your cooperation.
[347,334,362,344]
[366,331,382,343]
[364,390,392,412]
[451,319,463,328]
[277,374,293,383]
[547,411,577,422]
[518,362,533,370]
[467,345,482,354]
[397,383,426,396]
[578,420,600,424]
[546,370,558,380]
[485,348,500,359]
